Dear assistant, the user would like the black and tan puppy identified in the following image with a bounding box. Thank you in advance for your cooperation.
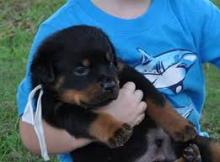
[30,25,220,162]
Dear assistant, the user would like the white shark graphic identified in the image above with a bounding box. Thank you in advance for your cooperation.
[176,105,194,118]
[135,48,197,94]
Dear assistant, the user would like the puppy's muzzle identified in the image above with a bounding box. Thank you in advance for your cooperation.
[99,77,116,91]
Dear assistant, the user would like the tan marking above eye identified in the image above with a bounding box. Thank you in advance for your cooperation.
[117,61,125,72]
[106,52,112,62]
[82,59,90,67]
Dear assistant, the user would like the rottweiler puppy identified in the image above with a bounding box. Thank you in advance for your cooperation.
[31,25,220,162]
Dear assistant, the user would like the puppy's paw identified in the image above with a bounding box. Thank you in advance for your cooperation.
[183,144,201,162]
[108,124,133,148]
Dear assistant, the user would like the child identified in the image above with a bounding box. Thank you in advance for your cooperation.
[17,0,220,161]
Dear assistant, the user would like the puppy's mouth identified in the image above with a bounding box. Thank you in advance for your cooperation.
[81,90,119,109]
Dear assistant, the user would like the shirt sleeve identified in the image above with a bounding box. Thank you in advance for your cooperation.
[16,24,58,117]
[172,0,220,67]
[198,0,220,67]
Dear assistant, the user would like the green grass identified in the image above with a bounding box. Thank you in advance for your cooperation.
[202,65,220,139]
[0,0,65,161]
[0,0,220,161]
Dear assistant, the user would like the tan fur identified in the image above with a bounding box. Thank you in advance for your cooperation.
[210,142,220,162]
[117,61,125,72]
[82,59,90,67]
[146,100,196,142]
[60,84,101,105]
[106,52,112,62]
[89,112,123,143]
[61,89,83,105]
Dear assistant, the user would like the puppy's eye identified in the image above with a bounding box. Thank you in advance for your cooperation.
[73,66,90,76]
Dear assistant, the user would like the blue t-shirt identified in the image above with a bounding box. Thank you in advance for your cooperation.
[17,0,220,161]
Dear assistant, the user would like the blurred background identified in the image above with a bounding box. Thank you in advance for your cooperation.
[0,0,220,161]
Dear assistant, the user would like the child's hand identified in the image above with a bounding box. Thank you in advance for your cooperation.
[98,82,147,127]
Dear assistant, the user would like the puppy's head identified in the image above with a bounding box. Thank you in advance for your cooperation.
[142,128,177,162]
[31,25,120,108]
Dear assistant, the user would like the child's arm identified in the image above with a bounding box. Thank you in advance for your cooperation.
[19,120,91,154]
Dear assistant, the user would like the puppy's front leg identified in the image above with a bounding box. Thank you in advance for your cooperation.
[89,112,133,148]
[117,63,196,142]
[43,103,132,148]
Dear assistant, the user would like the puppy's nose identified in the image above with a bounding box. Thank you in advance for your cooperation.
[100,78,116,92]
[102,81,116,91]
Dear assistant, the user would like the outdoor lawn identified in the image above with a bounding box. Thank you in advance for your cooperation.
[0,0,220,161]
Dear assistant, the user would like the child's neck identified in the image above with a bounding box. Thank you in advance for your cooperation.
[91,0,151,19]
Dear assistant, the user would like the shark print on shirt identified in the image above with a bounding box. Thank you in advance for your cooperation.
[134,48,198,120]
[134,48,197,94]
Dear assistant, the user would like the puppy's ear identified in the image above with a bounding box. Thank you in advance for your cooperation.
[106,38,118,67]
[31,56,55,84]
[108,44,124,72]
[31,39,59,84]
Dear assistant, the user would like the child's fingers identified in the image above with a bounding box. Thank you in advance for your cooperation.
[122,82,136,93]
[133,114,145,127]
[138,102,147,114]
[130,102,147,127]
[134,89,144,102]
